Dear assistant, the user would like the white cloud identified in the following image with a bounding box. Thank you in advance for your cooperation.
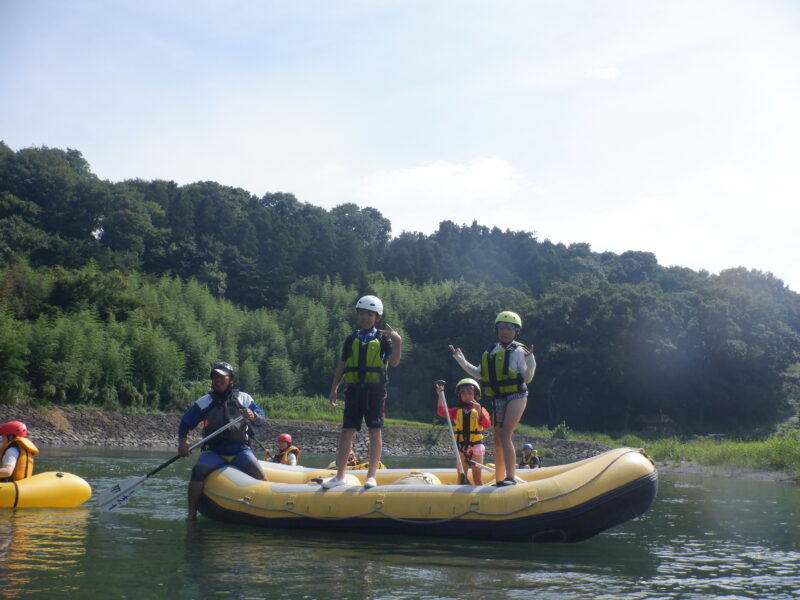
[357,157,541,234]
[533,161,800,291]
[590,67,621,80]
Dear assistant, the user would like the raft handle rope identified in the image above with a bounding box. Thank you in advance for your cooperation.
[203,485,537,522]
[203,449,650,525]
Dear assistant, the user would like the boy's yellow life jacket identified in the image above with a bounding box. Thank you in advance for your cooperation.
[270,446,300,465]
[343,335,388,385]
[1,437,39,481]
[452,408,485,446]
[481,342,527,398]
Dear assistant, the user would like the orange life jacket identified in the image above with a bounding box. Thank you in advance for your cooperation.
[1,437,39,481]
[270,445,300,465]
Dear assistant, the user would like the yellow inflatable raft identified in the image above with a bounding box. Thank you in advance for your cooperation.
[199,447,657,542]
[0,472,92,508]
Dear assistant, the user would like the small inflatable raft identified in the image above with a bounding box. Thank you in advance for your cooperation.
[0,472,92,508]
[199,447,657,542]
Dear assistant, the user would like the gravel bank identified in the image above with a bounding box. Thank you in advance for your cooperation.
[0,405,609,462]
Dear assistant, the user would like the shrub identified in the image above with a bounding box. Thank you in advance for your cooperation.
[551,421,572,440]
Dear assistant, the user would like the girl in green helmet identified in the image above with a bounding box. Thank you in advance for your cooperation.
[448,310,536,486]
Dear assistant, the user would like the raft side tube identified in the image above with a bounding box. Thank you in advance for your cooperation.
[199,470,657,542]
[0,472,92,508]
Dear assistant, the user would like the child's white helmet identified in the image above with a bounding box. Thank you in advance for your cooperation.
[355,295,383,316]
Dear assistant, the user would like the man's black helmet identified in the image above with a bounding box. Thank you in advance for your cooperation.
[210,361,235,378]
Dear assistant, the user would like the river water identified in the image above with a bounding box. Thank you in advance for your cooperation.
[1,449,798,600]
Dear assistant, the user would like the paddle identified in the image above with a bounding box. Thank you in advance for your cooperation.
[466,458,525,484]
[435,380,470,485]
[96,415,245,511]
[248,425,272,460]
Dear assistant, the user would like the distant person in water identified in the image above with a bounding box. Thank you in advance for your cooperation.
[519,443,540,469]
[178,361,265,520]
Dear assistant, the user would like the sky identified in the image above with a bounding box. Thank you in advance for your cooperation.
[1,0,799,291]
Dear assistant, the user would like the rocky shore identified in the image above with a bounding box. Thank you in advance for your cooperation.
[0,405,610,462]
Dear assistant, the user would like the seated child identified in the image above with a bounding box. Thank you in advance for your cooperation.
[519,443,541,469]
[270,433,300,466]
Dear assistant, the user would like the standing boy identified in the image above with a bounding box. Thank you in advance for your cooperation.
[323,295,402,489]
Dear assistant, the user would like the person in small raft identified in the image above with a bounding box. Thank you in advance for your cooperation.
[0,421,38,482]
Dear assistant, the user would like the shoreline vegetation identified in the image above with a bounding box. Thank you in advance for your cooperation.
[3,143,800,440]
[3,404,798,485]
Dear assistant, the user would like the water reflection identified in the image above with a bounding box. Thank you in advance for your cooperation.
[0,509,90,599]
[11,452,799,600]
[176,518,662,600]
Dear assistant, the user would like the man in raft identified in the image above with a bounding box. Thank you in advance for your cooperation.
[178,361,266,520]
[0,421,38,481]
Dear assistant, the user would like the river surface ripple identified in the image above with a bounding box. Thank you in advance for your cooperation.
[1,450,798,599]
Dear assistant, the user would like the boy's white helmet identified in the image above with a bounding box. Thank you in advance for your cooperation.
[355,295,383,316]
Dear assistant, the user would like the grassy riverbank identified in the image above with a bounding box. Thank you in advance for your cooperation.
[5,393,800,477]
[264,394,800,477]
[541,425,800,477]
[642,435,800,476]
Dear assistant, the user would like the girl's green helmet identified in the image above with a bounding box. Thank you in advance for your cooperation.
[495,310,522,329]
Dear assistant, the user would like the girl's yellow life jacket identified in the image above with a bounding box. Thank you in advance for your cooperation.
[481,342,526,397]
[452,407,485,445]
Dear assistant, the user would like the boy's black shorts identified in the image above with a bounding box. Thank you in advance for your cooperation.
[342,385,386,430]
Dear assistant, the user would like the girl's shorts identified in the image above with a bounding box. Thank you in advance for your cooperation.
[493,392,527,415]
[471,443,486,457]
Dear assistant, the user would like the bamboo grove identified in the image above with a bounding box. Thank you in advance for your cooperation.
[1,143,799,435]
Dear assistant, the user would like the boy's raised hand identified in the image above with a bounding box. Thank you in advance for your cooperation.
[379,323,401,340]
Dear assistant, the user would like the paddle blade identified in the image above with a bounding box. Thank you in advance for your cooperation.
[96,475,147,511]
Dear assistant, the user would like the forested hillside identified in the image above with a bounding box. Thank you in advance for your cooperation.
[2,142,799,434]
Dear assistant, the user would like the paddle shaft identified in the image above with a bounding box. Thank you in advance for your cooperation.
[247,426,271,457]
[97,414,245,509]
[467,458,525,483]
[435,380,469,484]
[172,414,246,471]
